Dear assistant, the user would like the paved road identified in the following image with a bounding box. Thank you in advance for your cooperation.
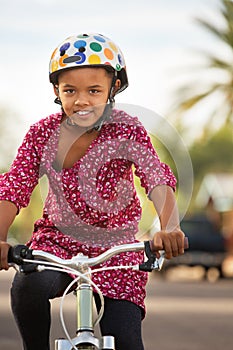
[1,267,233,350]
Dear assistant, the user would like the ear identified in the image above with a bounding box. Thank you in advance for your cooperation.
[114,79,121,94]
[53,85,62,106]
[53,85,59,97]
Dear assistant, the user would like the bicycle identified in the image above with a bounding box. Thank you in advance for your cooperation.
[8,239,187,350]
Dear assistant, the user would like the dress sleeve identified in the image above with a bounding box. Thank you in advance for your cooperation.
[128,122,177,196]
[0,125,41,212]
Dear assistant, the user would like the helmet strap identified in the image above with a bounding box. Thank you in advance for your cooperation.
[54,96,62,105]
[109,73,118,103]
[89,101,113,132]
[87,74,117,132]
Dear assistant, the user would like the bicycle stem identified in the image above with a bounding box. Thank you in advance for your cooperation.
[76,265,94,333]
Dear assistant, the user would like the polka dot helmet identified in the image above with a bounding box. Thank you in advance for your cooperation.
[49,33,128,94]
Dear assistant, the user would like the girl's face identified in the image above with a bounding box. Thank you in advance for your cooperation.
[55,67,120,128]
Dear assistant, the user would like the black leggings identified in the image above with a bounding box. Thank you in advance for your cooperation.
[11,270,144,350]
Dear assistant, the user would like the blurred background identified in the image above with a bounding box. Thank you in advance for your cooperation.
[1,1,233,350]
[0,0,233,277]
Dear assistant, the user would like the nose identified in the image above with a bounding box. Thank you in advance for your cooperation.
[74,93,89,107]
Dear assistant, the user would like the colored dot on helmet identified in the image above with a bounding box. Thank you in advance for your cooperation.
[104,48,114,60]
[79,47,86,53]
[51,60,58,73]
[63,53,86,64]
[118,54,124,65]
[74,40,87,49]
[116,64,121,71]
[59,55,68,67]
[74,52,86,64]
[109,42,118,53]
[60,42,70,54]
[88,54,101,64]
[78,34,89,38]
[93,35,106,43]
[90,42,102,52]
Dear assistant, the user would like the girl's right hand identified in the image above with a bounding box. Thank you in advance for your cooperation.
[0,240,11,270]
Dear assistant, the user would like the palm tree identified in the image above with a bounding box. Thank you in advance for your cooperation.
[171,0,233,133]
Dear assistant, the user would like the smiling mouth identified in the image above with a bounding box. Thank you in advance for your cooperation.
[76,110,91,115]
[72,110,93,119]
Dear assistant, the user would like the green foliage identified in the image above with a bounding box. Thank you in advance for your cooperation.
[167,0,233,213]
[171,0,233,130]
[186,125,233,213]
[9,184,44,243]
[189,125,233,180]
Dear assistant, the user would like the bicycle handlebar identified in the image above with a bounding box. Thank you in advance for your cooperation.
[34,242,146,267]
[8,241,163,272]
[8,238,189,273]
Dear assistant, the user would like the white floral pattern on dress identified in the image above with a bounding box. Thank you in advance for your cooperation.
[0,109,176,316]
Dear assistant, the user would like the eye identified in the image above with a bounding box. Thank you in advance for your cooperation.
[64,88,75,94]
[89,89,100,94]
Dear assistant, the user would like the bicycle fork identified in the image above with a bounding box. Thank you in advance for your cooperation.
[55,265,115,350]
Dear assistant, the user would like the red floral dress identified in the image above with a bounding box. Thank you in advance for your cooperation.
[0,109,176,316]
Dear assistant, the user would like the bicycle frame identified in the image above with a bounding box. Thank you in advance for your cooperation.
[55,264,115,350]
[55,263,112,350]
[8,241,165,350]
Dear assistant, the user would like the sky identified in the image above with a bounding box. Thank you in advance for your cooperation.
[0,0,225,143]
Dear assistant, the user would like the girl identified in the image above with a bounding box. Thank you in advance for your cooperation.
[0,33,185,350]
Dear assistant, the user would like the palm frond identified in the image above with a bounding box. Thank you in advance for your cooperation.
[169,0,233,132]
[175,84,222,113]
[177,92,211,111]
[221,0,233,30]
[195,18,227,42]
[195,0,233,48]
[206,55,233,71]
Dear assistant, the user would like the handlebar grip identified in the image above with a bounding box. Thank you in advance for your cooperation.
[8,245,33,264]
[184,237,189,250]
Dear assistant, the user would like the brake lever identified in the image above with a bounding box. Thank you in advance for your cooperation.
[139,241,165,272]
[139,237,189,272]
[8,245,37,273]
